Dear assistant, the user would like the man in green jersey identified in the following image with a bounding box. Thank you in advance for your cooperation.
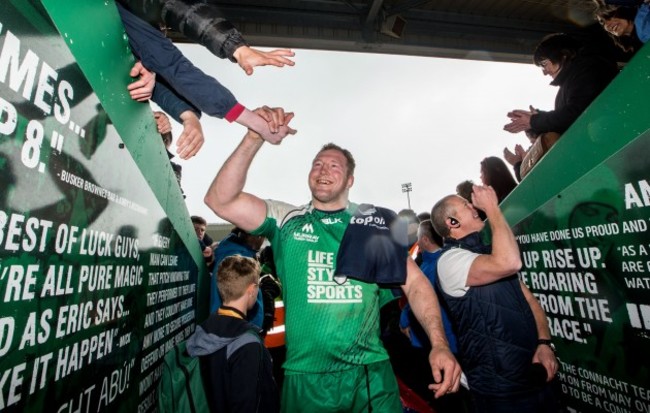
[205,108,461,412]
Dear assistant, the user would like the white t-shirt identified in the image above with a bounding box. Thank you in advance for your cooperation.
[437,248,481,297]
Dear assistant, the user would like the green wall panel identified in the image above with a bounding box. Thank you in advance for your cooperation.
[0,1,208,411]
[504,44,650,412]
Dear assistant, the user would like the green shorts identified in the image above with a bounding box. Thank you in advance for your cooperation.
[281,360,401,413]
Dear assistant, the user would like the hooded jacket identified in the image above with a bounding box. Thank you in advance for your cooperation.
[187,314,279,412]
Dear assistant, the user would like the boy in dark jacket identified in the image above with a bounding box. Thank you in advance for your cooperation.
[187,256,279,412]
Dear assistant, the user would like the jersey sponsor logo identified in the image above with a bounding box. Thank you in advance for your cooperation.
[293,223,319,242]
[321,217,343,225]
[306,250,363,303]
[349,215,387,228]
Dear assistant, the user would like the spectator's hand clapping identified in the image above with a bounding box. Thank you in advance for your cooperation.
[233,46,295,76]
[154,111,172,134]
[514,143,527,158]
[127,61,155,102]
[503,146,522,166]
[503,109,533,133]
[176,111,204,159]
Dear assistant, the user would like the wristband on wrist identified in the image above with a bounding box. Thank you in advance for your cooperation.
[538,339,556,353]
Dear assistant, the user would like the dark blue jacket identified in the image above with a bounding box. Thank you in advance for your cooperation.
[189,314,279,412]
[117,3,241,121]
[400,249,457,353]
[438,233,540,397]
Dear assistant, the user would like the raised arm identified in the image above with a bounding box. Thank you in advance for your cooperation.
[402,258,462,398]
[204,107,296,231]
[467,185,522,286]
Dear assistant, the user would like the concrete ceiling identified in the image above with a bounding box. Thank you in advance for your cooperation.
[169,0,609,64]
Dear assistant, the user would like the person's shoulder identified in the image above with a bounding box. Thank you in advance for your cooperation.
[569,53,618,77]
[438,247,479,270]
[202,313,253,337]
[265,199,306,219]
[351,203,398,222]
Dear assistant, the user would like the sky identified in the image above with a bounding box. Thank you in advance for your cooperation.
[166,45,558,224]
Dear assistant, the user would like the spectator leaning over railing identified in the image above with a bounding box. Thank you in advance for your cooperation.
[504,33,618,138]
[503,33,618,177]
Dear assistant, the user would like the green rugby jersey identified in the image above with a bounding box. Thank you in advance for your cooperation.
[252,200,391,374]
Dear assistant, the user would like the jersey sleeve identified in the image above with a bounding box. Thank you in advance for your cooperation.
[251,199,301,238]
[437,248,480,297]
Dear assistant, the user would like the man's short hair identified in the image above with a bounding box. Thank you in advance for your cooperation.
[431,195,459,239]
[419,219,443,247]
[191,215,207,226]
[217,256,260,303]
[317,143,356,177]
[417,211,431,222]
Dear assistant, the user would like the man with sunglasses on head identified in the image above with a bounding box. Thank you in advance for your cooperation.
[431,185,560,413]
[205,107,461,412]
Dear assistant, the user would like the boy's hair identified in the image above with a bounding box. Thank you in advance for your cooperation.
[191,215,207,225]
[217,256,260,303]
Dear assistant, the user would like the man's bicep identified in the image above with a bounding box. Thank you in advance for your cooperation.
[216,193,267,233]
[466,254,515,286]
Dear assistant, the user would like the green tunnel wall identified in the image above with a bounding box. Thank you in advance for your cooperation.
[501,42,650,412]
[0,1,208,411]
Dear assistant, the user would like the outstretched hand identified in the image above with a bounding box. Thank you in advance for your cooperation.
[238,106,297,145]
[427,346,462,398]
[176,111,204,159]
[127,61,155,102]
[233,46,295,76]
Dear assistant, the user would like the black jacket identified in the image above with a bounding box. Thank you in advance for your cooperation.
[530,53,618,135]
[188,314,279,412]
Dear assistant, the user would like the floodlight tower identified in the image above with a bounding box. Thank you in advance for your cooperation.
[401,182,412,210]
